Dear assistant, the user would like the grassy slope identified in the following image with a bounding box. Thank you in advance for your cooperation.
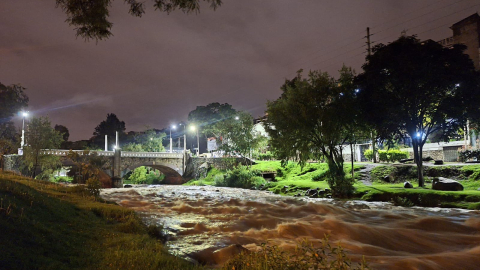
[358,164,480,209]
[184,161,480,209]
[0,171,203,270]
[184,161,364,195]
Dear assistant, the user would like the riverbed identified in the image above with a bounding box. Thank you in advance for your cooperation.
[101,185,480,269]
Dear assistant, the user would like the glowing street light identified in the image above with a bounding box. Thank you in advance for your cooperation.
[170,124,177,153]
[179,123,186,153]
[190,125,199,156]
[20,111,29,149]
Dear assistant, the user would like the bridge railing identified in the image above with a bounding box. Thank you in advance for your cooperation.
[39,149,183,158]
[40,150,115,156]
[121,152,183,158]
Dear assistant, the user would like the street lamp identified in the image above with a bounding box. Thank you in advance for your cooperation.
[21,111,29,149]
[190,125,199,156]
[170,125,177,153]
[179,123,186,153]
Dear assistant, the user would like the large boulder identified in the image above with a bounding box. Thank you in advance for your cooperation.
[432,177,464,191]
[404,181,413,188]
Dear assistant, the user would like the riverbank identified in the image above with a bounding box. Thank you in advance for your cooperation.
[0,171,204,270]
[184,161,480,209]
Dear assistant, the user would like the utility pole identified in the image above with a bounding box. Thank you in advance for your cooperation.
[366,27,377,163]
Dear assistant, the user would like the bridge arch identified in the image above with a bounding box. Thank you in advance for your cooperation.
[121,160,185,185]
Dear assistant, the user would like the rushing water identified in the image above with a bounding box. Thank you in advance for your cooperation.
[101,186,480,269]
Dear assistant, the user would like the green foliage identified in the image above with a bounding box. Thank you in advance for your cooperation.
[222,166,265,189]
[0,171,204,270]
[390,196,414,207]
[458,148,480,162]
[364,149,374,161]
[23,116,64,178]
[356,35,480,187]
[56,0,222,41]
[86,177,101,197]
[128,166,164,184]
[377,149,409,163]
[223,236,369,270]
[188,102,236,139]
[266,67,359,197]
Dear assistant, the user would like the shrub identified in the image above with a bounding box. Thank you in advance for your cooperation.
[86,177,101,197]
[364,149,374,161]
[223,236,369,270]
[223,166,265,189]
[458,148,480,162]
[213,174,225,186]
[378,149,409,163]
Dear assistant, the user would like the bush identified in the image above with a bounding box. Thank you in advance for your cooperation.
[213,174,225,186]
[86,177,101,197]
[223,236,369,270]
[458,148,480,162]
[364,149,374,161]
[378,149,409,163]
[223,166,265,189]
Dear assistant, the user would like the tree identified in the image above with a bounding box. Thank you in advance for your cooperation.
[130,129,166,152]
[23,117,64,178]
[217,111,263,164]
[55,124,70,142]
[188,103,236,136]
[92,113,126,149]
[55,0,222,41]
[0,82,28,154]
[266,68,357,197]
[356,36,480,187]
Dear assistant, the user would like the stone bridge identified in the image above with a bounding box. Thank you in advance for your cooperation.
[3,149,249,187]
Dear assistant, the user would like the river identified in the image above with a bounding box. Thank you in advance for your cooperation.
[101,185,480,269]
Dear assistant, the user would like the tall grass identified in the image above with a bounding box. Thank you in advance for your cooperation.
[0,171,204,270]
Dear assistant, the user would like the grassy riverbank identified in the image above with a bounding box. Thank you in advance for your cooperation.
[0,171,203,270]
[184,161,480,209]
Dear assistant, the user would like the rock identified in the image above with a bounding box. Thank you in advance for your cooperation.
[318,190,325,196]
[305,189,318,197]
[477,188,480,191]
[434,160,444,165]
[326,195,332,199]
[123,184,133,188]
[400,158,414,163]
[404,181,413,188]
[283,185,289,189]
[432,177,464,191]
[383,175,391,182]
[324,188,331,193]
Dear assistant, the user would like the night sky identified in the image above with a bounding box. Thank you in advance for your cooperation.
[1,0,478,141]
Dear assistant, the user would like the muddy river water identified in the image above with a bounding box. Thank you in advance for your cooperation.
[101,186,480,269]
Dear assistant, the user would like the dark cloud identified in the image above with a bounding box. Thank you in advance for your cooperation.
[0,0,477,140]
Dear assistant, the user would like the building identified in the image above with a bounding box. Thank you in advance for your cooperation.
[439,13,480,70]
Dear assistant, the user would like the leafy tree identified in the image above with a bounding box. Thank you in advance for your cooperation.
[218,111,264,165]
[54,124,70,142]
[23,117,64,178]
[356,36,480,187]
[0,82,28,123]
[92,113,126,149]
[266,68,357,197]
[0,83,28,156]
[129,129,166,152]
[122,142,145,152]
[55,0,222,41]
[66,150,108,187]
[188,102,236,137]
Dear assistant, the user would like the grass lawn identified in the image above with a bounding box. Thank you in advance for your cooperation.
[0,171,204,270]
[184,160,480,209]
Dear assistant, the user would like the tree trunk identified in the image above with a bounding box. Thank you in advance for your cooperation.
[417,144,424,187]
[371,131,377,163]
[350,143,354,179]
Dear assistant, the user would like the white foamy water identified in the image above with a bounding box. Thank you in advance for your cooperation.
[101,185,480,269]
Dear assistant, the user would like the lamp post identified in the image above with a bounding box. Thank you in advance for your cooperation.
[21,111,28,149]
[170,125,177,153]
[190,125,199,156]
[179,123,186,153]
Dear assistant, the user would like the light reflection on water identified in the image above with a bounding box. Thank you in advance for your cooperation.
[101,186,480,269]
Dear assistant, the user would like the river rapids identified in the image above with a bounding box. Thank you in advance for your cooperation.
[101,186,480,269]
